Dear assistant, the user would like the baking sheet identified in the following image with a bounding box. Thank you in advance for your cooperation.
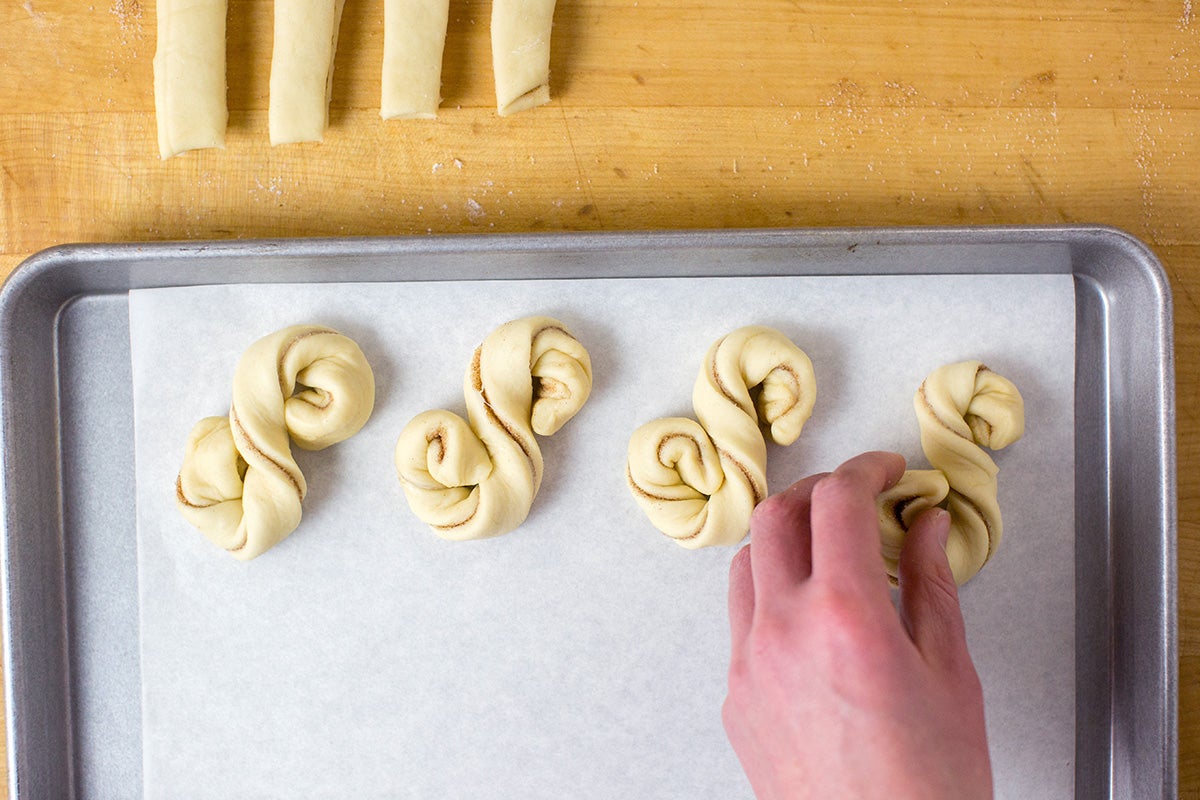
[129,272,1075,798]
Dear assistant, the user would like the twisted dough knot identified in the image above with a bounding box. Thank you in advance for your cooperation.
[175,325,376,560]
[877,360,1025,585]
[627,326,817,548]
[395,316,593,540]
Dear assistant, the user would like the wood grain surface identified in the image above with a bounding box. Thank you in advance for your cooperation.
[2,0,1198,795]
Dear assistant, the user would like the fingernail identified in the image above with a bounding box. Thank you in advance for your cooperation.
[930,508,951,546]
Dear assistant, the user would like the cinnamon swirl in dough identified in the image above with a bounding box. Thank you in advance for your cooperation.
[877,361,1024,585]
[395,316,592,540]
[175,325,375,559]
[626,326,816,548]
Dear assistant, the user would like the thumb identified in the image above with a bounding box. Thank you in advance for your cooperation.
[897,508,972,671]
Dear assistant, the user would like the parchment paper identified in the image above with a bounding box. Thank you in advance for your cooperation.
[131,272,1075,799]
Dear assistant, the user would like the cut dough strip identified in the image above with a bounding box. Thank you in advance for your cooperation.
[877,361,1025,585]
[176,325,376,559]
[395,317,593,540]
[154,0,228,158]
[492,0,556,115]
[269,0,347,144]
[627,326,817,548]
[382,0,450,119]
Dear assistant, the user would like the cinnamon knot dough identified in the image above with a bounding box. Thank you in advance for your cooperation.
[877,360,1025,585]
[154,0,228,158]
[394,316,593,540]
[269,0,347,144]
[626,326,817,548]
[492,0,556,114]
[175,325,376,559]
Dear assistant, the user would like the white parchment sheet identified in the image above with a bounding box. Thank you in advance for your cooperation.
[131,273,1075,799]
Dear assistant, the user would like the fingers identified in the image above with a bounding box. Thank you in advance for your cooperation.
[730,472,824,645]
[728,544,754,645]
[808,451,905,591]
[897,507,973,671]
[747,473,825,604]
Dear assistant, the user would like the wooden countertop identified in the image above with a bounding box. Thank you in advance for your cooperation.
[2,0,1196,794]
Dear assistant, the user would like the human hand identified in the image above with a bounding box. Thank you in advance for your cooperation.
[722,451,993,800]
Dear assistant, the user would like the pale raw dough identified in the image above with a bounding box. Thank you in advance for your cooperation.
[877,361,1025,585]
[381,0,450,119]
[153,0,228,158]
[395,316,592,540]
[269,0,347,145]
[175,325,376,560]
[626,326,816,548]
[492,0,556,115]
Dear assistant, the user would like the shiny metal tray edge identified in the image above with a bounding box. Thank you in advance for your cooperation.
[0,225,1177,799]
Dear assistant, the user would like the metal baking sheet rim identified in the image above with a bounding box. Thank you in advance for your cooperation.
[0,225,1177,799]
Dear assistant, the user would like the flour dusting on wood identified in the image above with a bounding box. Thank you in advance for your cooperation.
[110,0,144,42]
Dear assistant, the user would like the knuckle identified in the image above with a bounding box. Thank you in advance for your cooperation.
[921,559,962,609]
[899,543,962,608]
[749,491,795,531]
[742,605,803,670]
[811,472,857,506]
[748,606,793,649]
[808,584,878,650]
[923,550,957,585]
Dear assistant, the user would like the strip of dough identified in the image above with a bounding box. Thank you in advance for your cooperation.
[492,0,556,115]
[626,326,817,548]
[877,361,1024,585]
[153,0,228,158]
[176,325,376,560]
[381,0,450,119]
[395,317,592,540]
[269,0,347,145]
